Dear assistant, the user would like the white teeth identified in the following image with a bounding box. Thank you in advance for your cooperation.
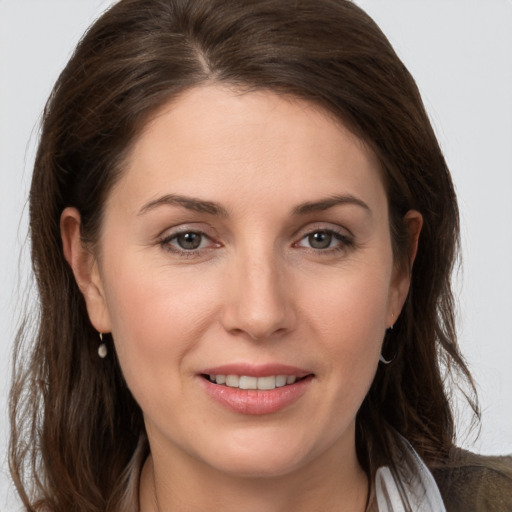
[275,375,287,387]
[239,376,258,390]
[257,376,276,390]
[210,374,301,390]
[225,375,239,388]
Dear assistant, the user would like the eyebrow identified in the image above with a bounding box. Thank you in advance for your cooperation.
[138,193,370,217]
[292,194,371,216]
[138,194,229,217]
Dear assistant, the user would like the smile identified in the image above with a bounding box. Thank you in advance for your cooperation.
[199,365,313,414]
[204,374,301,390]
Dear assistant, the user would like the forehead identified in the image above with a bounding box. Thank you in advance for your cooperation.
[111,85,386,215]
[135,85,374,161]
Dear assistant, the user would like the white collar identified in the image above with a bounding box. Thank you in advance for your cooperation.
[374,437,446,512]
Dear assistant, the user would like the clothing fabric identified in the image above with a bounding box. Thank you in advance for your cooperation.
[432,450,512,512]
[366,435,512,512]
[366,436,446,511]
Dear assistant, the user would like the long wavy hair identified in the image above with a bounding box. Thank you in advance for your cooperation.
[10,0,478,510]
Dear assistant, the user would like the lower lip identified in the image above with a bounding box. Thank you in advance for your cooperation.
[200,376,312,415]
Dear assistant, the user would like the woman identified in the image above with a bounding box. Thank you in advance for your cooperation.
[9,0,512,511]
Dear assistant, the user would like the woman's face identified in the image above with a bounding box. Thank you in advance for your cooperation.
[72,86,414,478]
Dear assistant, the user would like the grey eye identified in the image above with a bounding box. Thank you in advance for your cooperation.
[176,232,203,250]
[307,231,333,249]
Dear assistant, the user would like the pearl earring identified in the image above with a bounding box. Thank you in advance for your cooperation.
[98,333,107,358]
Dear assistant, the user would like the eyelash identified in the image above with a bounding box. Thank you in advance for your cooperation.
[158,227,354,258]
[294,228,354,254]
[158,230,218,258]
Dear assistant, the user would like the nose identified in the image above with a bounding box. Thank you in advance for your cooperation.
[221,248,297,341]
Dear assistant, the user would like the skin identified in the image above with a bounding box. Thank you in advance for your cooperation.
[61,85,421,512]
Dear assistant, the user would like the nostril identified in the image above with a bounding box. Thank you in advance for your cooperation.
[227,326,289,342]
[220,285,297,341]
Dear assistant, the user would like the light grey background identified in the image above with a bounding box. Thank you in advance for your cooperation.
[1,0,511,509]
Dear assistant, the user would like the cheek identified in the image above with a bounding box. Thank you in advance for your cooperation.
[303,263,391,338]
[300,263,391,382]
[100,256,219,396]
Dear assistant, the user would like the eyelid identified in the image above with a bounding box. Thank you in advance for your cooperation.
[292,223,354,251]
[293,222,353,240]
[157,225,221,257]
[156,221,219,243]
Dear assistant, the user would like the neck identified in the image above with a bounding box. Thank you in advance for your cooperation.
[139,440,368,512]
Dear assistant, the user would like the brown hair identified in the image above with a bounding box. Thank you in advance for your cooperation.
[10,0,478,510]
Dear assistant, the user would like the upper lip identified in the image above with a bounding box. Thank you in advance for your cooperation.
[199,363,312,378]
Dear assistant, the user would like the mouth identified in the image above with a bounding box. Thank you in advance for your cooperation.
[201,374,311,390]
[199,370,313,415]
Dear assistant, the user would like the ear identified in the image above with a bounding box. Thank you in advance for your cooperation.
[386,209,423,327]
[60,207,111,333]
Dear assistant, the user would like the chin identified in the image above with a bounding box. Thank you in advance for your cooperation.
[209,451,306,479]
[197,428,320,479]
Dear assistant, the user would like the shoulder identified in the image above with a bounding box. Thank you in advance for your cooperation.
[432,449,512,512]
